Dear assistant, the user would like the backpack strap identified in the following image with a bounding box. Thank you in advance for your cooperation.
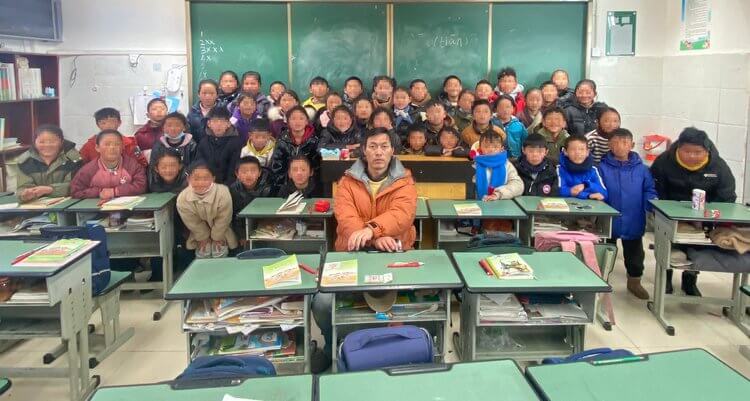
[559,241,577,254]
[577,241,615,324]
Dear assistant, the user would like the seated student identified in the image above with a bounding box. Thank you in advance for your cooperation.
[313,92,343,134]
[491,95,528,160]
[537,106,570,164]
[187,79,219,144]
[269,90,300,139]
[277,156,321,198]
[519,88,543,133]
[302,76,329,113]
[438,75,462,115]
[423,100,455,145]
[461,99,506,147]
[148,148,188,193]
[474,79,495,101]
[135,98,168,157]
[651,127,736,296]
[229,156,272,238]
[353,96,374,136]
[240,118,275,168]
[452,89,475,133]
[557,135,607,201]
[71,130,147,199]
[513,133,559,196]
[425,126,469,158]
[598,128,657,299]
[216,70,240,109]
[196,107,243,185]
[402,124,428,155]
[371,75,395,109]
[540,80,560,112]
[15,124,81,202]
[551,69,573,104]
[562,79,608,136]
[369,107,395,132]
[229,93,258,142]
[494,67,525,115]
[392,87,418,143]
[270,106,320,192]
[342,76,364,109]
[177,161,238,259]
[471,131,523,201]
[149,112,197,169]
[409,79,431,112]
[80,108,148,167]
[236,71,270,117]
[318,105,360,153]
[586,107,621,164]
[267,81,286,107]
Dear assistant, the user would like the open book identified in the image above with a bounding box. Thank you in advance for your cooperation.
[18,196,69,209]
[101,196,145,211]
[277,191,306,214]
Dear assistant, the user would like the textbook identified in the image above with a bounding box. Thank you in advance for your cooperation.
[320,259,358,287]
[454,202,482,216]
[538,198,570,212]
[484,253,534,280]
[18,196,69,209]
[12,238,97,267]
[262,255,302,289]
[100,196,145,211]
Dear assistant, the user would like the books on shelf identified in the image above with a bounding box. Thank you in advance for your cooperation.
[454,202,482,216]
[10,213,56,233]
[277,191,305,214]
[0,63,17,101]
[484,253,534,280]
[6,286,49,304]
[17,67,42,100]
[479,294,528,322]
[12,238,97,268]
[262,255,302,289]
[675,222,711,244]
[192,329,297,360]
[184,295,304,334]
[123,214,155,230]
[100,196,145,211]
[538,198,570,212]
[18,196,69,209]
[320,259,358,287]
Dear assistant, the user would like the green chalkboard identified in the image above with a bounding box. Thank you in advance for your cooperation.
[290,3,387,95]
[491,2,587,90]
[189,2,289,99]
[393,3,489,95]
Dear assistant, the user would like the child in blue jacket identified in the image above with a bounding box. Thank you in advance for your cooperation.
[598,128,658,299]
[491,94,527,160]
[557,135,607,200]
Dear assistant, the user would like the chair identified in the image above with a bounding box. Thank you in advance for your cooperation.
[236,247,287,260]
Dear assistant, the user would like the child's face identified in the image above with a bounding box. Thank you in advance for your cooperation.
[609,136,633,160]
[310,82,329,99]
[599,111,620,134]
[219,74,238,94]
[473,105,492,125]
[96,134,123,164]
[238,98,257,117]
[242,76,260,95]
[475,83,493,100]
[344,80,363,99]
[526,90,542,112]
[480,139,503,156]
[288,159,312,188]
[207,118,230,136]
[188,168,214,193]
[270,83,285,101]
[496,99,514,121]
[326,96,342,111]
[410,82,428,103]
[372,113,392,129]
[552,71,569,91]
[96,117,121,131]
[575,83,596,106]
[355,101,373,120]
[426,105,446,126]
[288,111,308,133]
[34,132,63,160]
[148,102,168,123]
[280,93,298,112]
[523,146,548,166]
[543,112,566,134]
[249,131,271,150]
[156,155,181,183]
[237,163,261,189]
[199,84,218,107]
[676,144,709,168]
[564,140,589,164]
[332,111,352,132]
[373,81,393,101]
[444,78,462,99]
[163,118,185,138]
[408,132,426,151]
[498,75,517,93]
[541,85,558,104]
[393,90,411,109]
[439,132,459,149]
[458,93,475,112]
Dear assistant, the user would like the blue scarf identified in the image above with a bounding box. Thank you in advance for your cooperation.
[475,151,508,199]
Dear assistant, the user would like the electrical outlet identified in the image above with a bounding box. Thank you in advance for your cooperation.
[153,63,161,72]
[128,54,140,67]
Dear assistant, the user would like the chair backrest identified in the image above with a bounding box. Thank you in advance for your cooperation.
[236,248,287,260]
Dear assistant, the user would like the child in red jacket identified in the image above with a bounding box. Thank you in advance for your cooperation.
[79,108,148,167]
[494,67,525,115]
[134,98,168,157]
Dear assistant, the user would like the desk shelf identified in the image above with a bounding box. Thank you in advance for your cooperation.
[334,307,448,326]
[0,318,61,339]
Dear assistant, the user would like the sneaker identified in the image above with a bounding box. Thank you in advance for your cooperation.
[211,241,228,258]
[195,242,211,259]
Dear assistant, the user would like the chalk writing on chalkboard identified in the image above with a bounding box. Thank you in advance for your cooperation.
[198,31,225,80]
[429,33,480,49]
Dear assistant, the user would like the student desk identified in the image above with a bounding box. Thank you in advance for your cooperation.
[318,250,462,371]
[526,348,750,401]
[166,255,320,374]
[321,155,475,199]
[514,196,619,245]
[649,200,750,336]
[0,240,99,401]
[318,360,540,401]
[89,374,313,401]
[238,197,333,254]
[452,252,610,362]
[427,199,527,249]
[66,192,176,320]
[0,195,80,239]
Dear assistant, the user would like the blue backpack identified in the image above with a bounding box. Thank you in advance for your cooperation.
[338,325,434,372]
[542,348,634,364]
[40,224,111,296]
[176,355,276,381]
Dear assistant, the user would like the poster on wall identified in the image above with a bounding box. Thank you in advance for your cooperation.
[680,0,711,50]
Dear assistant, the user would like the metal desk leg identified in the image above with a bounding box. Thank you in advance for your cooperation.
[303,294,311,373]
[330,293,338,373]
[154,205,176,321]
[729,273,750,337]
[647,212,676,335]
[442,289,450,363]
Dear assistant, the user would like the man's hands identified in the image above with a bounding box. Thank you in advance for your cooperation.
[347,227,374,251]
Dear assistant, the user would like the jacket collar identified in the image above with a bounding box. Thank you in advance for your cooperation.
[18,140,80,167]
[602,151,642,167]
[346,157,408,196]
[185,183,218,203]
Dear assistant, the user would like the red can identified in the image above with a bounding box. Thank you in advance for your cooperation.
[704,209,721,218]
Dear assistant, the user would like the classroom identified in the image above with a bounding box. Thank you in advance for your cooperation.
[0,0,748,400]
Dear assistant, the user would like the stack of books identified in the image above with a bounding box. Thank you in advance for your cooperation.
[6,286,49,304]
[0,63,17,101]
[533,215,568,233]
[478,294,528,323]
[193,329,297,359]
[123,215,155,231]
[537,198,570,212]
[517,294,588,324]
[183,295,304,334]
[675,222,711,244]
[100,196,145,211]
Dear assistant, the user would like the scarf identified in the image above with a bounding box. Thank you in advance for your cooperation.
[194,182,215,197]
[411,93,433,109]
[475,151,508,199]
[166,132,186,145]
[563,153,594,173]
[372,94,392,109]
[519,155,547,174]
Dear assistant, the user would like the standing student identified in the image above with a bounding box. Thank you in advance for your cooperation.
[216,70,240,109]
[562,79,608,136]
[342,76,364,109]
[551,69,573,104]
[80,108,148,167]
[438,75,462,115]
[70,130,147,199]
[598,128,657,299]
[494,67,525,115]
[651,127,736,296]
[237,71,270,117]
[230,93,258,142]
[134,98,168,157]
[425,126,469,158]
[149,148,188,193]
[513,133,559,196]
[392,87,418,144]
[474,80,495,101]
[586,107,621,164]
[229,156,272,238]
[519,88,543,133]
[353,97,374,136]
[423,100,455,145]
[371,75,395,109]
[267,81,286,107]
[149,112,198,169]
[557,135,607,201]
[472,131,523,201]
[314,92,343,134]
[318,105,361,152]
[177,161,238,259]
[409,79,431,112]
[277,156,321,198]
[187,79,219,144]
[540,80,560,112]
[302,76,329,112]
[269,106,320,192]
[196,107,243,185]
[461,99,505,147]
[240,118,276,168]
[452,89,475,133]
[269,90,300,138]
[537,107,570,164]
[14,124,81,202]
[402,124,428,155]
[491,94,528,160]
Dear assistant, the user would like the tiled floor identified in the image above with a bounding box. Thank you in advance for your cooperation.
[1,233,748,399]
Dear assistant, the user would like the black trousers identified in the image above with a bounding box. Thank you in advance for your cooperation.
[608,237,645,278]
